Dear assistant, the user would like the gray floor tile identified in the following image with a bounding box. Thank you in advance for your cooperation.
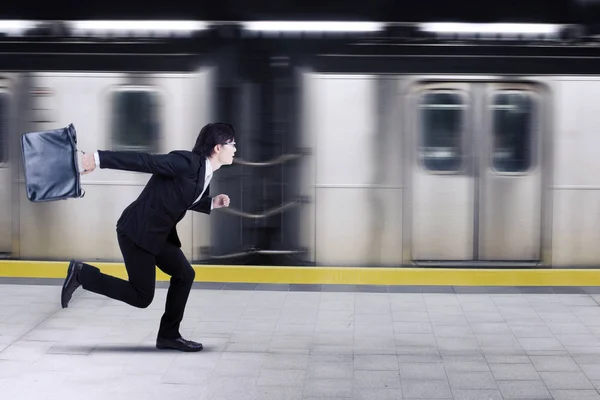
[270,334,313,351]
[390,300,427,312]
[548,322,592,335]
[229,331,273,344]
[395,333,437,347]
[261,353,308,370]
[353,370,402,388]
[401,379,452,398]
[538,313,581,324]
[476,334,522,347]
[309,353,353,362]
[353,388,404,400]
[254,386,303,400]
[539,371,595,389]
[550,390,600,400]
[485,354,531,364]
[497,380,551,398]
[301,398,352,400]
[518,337,565,351]
[162,366,213,385]
[355,324,394,338]
[200,377,258,400]
[428,314,470,326]
[354,354,399,371]
[314,332,353,346]
[306,361,353,379]
[436,337,481,352]
[0,360,37,379]
[443,360,491,373]
[225,342,271,352]
[393,322,433,335]
[433,325,474,338]
[274,323,315,336]
[354,314,392,325]
[490,363,541,380]
[465,312,506,323]
[471,322,513,335]
[451,389,503,400]
[311,344,354,354]
[46,344,95,355]
[399,363,447,380]
[214,358,263,377]
[511,325,555,338]
[235,318,278,332]
[397,353,443,363]
[579,363,600,380]
[303,379,353,398]
[530,355,581,372]
[569,345,600,355]
[446,371,498,389]
[256,369,306,386]
[556,334,600,347]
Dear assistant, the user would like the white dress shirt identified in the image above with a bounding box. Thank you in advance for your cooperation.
[93,152,213,209]
[195,159,213,209]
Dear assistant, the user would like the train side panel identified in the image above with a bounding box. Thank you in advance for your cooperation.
[301,73,404,266]
[14,71,214,261]
[550,77,600,266]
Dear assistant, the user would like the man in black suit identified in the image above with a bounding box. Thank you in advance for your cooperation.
[60,122,237,352]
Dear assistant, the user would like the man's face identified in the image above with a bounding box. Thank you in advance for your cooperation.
[218,140,237,164]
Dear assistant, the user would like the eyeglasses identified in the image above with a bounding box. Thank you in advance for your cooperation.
[221,142,236,148]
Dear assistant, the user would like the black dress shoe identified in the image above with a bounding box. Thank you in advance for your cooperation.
[61,260,83,308]
[156,337,203,352]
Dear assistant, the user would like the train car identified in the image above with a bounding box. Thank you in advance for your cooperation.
[292,22,600,269]
[1,21,600,269]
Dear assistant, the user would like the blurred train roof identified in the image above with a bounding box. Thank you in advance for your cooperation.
[0,0,598,24]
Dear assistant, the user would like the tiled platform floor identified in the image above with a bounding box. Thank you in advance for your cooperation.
[2,281,600,399]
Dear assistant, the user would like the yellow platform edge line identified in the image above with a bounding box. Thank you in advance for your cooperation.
[0,260,599,286]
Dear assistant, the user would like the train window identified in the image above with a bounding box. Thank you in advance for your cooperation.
[0,92,7,164]
[110,87,161,153]
[491,91,534,173]
[419,90,465,172]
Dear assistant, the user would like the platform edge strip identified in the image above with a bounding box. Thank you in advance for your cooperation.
[0,260,599,286]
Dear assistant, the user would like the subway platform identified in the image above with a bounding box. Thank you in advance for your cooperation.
[2,280,600,399]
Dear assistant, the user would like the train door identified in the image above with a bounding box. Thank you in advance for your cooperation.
[0,86,10,254]
[409,81,542,263]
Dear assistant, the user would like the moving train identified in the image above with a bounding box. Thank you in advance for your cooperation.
[1,20,599,268]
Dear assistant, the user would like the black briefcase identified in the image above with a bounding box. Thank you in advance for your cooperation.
[20,123,86,202]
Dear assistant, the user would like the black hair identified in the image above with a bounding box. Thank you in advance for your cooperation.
[192,123,235,158]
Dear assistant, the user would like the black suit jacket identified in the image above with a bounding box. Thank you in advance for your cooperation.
[97,150,212,255]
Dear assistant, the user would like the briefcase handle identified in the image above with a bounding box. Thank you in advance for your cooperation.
[75,149,86,199]
[66,124,85,199]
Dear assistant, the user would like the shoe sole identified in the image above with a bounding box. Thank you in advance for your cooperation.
[61,260,76,308]
[156,344,203,352]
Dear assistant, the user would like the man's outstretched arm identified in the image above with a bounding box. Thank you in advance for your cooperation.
[81,150,192,177]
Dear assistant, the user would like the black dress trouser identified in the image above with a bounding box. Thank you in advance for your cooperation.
[78,232,196,339]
